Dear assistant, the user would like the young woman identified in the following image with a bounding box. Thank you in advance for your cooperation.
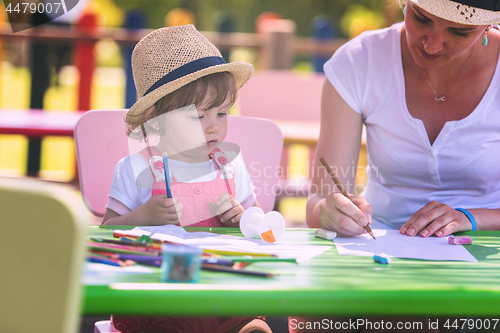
[308,0,500,239]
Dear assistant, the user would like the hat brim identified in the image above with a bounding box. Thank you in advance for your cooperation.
[126,61,254,122]
[410,0,500,25]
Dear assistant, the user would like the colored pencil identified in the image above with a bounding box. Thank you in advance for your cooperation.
[112,232,172,245]
[87,241,159,252]
[90,237,160,249]
[87,256,134,267]
[202,249,277,257]
[87,242,160,256]
[319,157,376,240]
[135,260,161,267]
[202,258,234,266]
[87,252,161,267]
[106,253,162,268]
[87,251,114,259]
[90,252,162,261]
[90,252,292,266]
[201,263,274,278]
[88,257,121,267]
[221,257,297,263]
[162,153,172,198]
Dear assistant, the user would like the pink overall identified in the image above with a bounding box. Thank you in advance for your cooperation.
[112,147,262,333]
[139,146,236,227]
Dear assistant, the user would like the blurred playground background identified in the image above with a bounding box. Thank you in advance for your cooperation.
[0,0,402,225]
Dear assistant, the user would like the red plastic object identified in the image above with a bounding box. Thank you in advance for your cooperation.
[255,12,282,34]
[75,13,97,111]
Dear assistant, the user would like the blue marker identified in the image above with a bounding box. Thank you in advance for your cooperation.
[162,153,172,198]
[373,255,392,265]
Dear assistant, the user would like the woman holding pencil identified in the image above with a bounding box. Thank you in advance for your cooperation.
[307,0,500,239]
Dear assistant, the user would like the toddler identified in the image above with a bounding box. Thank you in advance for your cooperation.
[102,25,271,333]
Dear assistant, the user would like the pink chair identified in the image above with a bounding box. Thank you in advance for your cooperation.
[74,109,284,217]
[237,70,325,201]
[75,110,283,332]
[93,320,119,333]
[237,70,324,122]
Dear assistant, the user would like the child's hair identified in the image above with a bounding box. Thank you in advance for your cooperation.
[126,71,237,137]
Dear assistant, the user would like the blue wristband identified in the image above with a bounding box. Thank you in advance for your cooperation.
[455,208,477,231]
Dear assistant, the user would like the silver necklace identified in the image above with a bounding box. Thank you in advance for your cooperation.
[421,45,474,102]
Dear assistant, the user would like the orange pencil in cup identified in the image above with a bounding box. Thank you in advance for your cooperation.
[319,157,376,240]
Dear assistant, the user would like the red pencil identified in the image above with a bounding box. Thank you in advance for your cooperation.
[87,255,135,267]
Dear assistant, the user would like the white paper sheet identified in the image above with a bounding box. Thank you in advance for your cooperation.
[114,225,332,263]
[84,262,157,274]
[333,229,477,262]
[82,263,159,285]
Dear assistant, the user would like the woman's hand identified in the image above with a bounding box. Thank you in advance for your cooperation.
[319,192,372,237]
[400,201,472,237]
[209,192,244,227]
[138,195,183,225]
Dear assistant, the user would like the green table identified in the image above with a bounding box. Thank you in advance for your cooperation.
[83,226,500,317]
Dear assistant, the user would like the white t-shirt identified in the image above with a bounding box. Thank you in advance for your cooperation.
[324,22,500,229]
[107,151,255,214]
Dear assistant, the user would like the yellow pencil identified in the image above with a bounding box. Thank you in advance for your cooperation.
[203,249,277,257]
[319,157,376,240]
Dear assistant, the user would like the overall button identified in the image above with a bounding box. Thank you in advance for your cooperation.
[194,187,202,195]
[198,215,205,221]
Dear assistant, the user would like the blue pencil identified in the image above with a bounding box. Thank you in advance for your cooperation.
[162,153,172,198]
[88,257,122,267]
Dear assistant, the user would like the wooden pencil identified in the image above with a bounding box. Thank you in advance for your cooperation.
[201,263,274,278]
[319,157,376,240]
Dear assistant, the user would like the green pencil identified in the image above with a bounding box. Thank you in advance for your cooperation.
[224,257,297,263]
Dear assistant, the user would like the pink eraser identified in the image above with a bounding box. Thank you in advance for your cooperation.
[448,236,472,245]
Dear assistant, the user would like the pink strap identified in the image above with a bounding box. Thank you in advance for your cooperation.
[209,147,233,196]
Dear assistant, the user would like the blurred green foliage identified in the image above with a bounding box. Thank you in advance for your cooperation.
[340,4,387,38]
[112,0,392,37]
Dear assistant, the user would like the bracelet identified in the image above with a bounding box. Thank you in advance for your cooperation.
[455,208,477,231]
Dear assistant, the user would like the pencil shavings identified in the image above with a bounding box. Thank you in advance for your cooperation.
[448,236,473,245]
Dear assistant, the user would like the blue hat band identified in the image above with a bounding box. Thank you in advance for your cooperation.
[454,0,500,11]
[144,56,226,96]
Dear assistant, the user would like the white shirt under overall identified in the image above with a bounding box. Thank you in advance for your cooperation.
[107,151,256,214]
[324,22,500,229]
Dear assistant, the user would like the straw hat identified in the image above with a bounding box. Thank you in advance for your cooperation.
[126,24,254,121]
[408,0,500,25]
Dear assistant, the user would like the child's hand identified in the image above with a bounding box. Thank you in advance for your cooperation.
[139,195,183,226]
[208,192,244,227]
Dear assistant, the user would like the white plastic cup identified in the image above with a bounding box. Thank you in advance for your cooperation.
[240,207,265,238]
[258,211,286,243]
[240,207,286,243]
